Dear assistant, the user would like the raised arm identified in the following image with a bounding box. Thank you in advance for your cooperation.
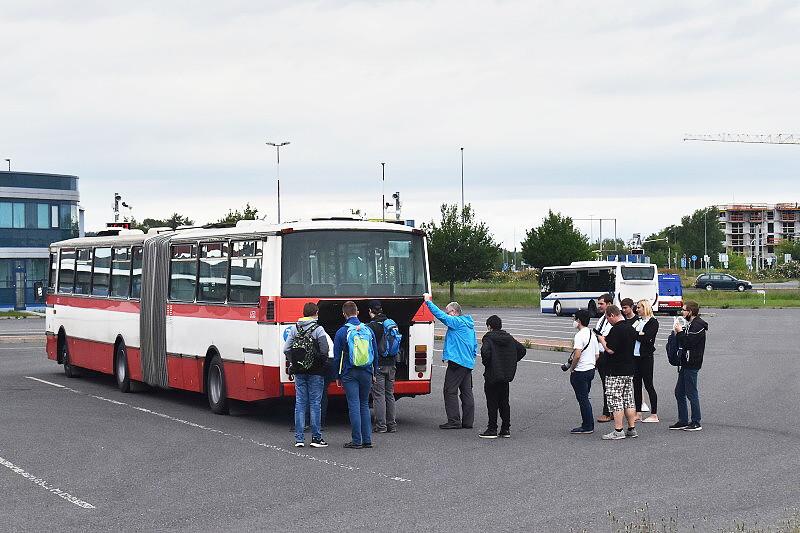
[425,300,459,329]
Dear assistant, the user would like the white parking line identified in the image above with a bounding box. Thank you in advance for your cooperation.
[24,376,411,484]
[0,454,95,509]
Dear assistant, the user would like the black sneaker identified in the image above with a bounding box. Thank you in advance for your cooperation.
[498,430,511,438]
[386,426,397,433]
[373,427,388,434]
[669,422,690,430]
[683,422,702,432]
[439,423,462,429]
[310,438,328,448]
[343,442,363,449]
[478,429,498,439]
[362,442,373,448]
[570,427,594,434]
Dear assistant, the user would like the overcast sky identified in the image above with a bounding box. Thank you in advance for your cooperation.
[2,1,799,248]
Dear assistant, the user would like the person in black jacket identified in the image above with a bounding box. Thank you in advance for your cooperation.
[478,315,527,439]
[670,300,708,432]
[633,300,659,423]
[366,300,398,434]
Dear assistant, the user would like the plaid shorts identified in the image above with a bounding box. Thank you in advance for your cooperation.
[605,375,634,413]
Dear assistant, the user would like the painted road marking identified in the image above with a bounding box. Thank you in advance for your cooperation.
[0,454,95,509]
[433,351,562,367]
[24,377,411,484]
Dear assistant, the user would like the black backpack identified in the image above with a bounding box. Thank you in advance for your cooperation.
[288,325,321,374]
[665,331,685,367]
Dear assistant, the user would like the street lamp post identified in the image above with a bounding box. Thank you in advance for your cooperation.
[381,162,386,222]
[4,159,9,171]
[266,141,290,224]
[460,147,464,217]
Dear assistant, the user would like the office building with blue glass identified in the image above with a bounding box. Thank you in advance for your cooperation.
[1,171,84,310]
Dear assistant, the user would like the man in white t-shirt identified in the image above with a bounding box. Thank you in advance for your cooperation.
[569,309,599,434]
[593,294,614,423]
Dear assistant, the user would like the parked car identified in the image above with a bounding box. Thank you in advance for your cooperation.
[658,274,683,314]
[694,273,752,292]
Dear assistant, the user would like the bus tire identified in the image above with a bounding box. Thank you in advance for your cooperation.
[207,355,229,415]
[115,342,132,393]
[554,300,563,316]
[60,336,79,378]
[587,300,598,318]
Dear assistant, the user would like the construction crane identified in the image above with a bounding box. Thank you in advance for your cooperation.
[683,133,800,145]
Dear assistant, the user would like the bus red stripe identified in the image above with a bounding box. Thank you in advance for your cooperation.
[52,295,141,313]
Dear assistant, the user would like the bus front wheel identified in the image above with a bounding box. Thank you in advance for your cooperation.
[60,337,79,378]
[554,301,563,316]
[207,355,230,415]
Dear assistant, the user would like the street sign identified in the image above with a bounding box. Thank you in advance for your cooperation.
[691,255,697,261]
[786,254,793,263]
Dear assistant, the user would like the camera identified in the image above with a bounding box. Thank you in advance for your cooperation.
[561,353,574,372]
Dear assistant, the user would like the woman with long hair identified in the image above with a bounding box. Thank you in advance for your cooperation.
[633,300,659,423]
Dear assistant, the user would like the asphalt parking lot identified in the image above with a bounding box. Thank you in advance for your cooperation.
[1,309,799,531]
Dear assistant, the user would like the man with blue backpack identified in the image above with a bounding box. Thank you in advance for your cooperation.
[367,300,402,434]
[333,300,379,449]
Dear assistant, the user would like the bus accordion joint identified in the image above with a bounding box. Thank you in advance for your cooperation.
[414,345,427,375]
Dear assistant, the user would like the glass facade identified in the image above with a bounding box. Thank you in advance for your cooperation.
[0,171,80,309]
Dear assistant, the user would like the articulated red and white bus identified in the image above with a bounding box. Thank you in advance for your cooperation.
[45,218,434,413]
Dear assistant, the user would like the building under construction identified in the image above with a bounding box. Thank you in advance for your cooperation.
[717,203,800,266]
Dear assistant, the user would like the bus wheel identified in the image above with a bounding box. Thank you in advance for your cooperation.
[207,355,229,415]
[554,300,563,316]
[61,338,79,378]
[115,342,132,393]
[588,300,598,318]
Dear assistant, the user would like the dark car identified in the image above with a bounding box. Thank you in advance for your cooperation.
[694,273,752,292]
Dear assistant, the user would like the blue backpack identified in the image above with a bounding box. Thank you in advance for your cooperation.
[343,323,375,370]
[380,318,402,358]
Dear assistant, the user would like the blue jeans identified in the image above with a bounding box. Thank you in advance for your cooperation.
[342,368,373,445]
[570,368,595,430]
[675,368,701,424]
[294,374,324,443]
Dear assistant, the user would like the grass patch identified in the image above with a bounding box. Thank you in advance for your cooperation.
[432,288,538,308]
[0,310,39,318]
[686,289,800,308]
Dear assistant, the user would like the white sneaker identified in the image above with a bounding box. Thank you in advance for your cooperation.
[601,429,626,440]
[294,442,304,448]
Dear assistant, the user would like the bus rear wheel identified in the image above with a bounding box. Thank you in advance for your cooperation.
[207,355,229,415]
[554,300,563,316]
[61,338,79,378]
[115,342,132,393]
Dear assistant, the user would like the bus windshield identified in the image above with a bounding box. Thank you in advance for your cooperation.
[281,230,428,297]
[621,266,655,281]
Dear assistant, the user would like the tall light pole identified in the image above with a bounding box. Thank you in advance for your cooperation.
[4,159,9,171]
[266,141,290,223]
[460,147,464,217]
[704,209,708,271]
[381,162,386,222]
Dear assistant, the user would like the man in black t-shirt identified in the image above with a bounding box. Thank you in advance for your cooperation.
[597,304,638,440]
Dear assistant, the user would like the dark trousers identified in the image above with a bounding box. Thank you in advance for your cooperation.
[570,368,595,430]
[443,361,474,427]
[633,356,658,414]
[675,368,701,424]
[484,380,510,432]
[596,360,611,417]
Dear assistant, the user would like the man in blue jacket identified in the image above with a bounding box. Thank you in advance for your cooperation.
[425,294,477,429]
[333,300,379,449]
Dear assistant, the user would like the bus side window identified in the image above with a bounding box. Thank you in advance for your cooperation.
[198,242,228,303]
[130,247,143,299]
[48,252,58,293]
[91,247,112,297]
[74,248,92,295]
[229,240,262,304]
[169,243,198,302]
[58,248,75,294]
[110,247,132,298]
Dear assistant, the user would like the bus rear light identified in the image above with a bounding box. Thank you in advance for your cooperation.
[414,344,427,373]
[266,301,275,320]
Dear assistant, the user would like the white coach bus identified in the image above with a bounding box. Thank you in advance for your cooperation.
[539,261,659,317]
[45,218,434,414]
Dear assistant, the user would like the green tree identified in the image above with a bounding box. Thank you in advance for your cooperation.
[521,210,593,269]
[217,203,260,225]
[422,204,501,301]
[674,207,724,266]
[776,239,800,263]
[130,213,194,232]
[643,226,681,268]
